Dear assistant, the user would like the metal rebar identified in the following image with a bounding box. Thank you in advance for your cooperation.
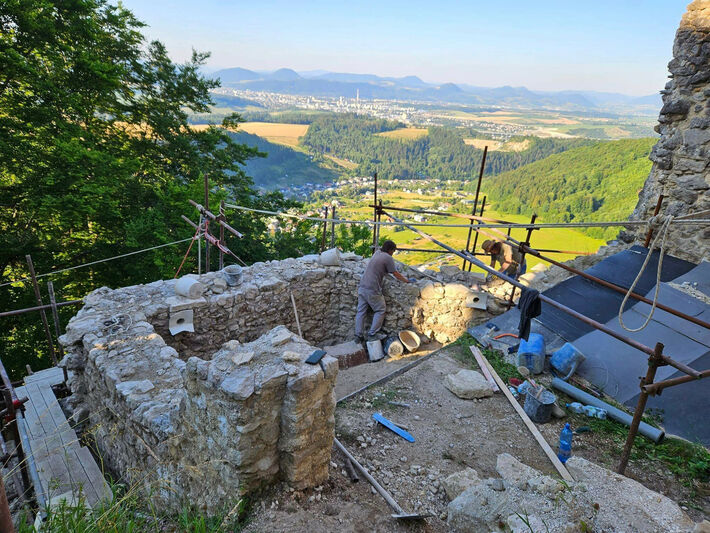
[25,256,58,366]
[321,206,329,252]
[46,282,65,361]
[204,174,210,273]
[617,343,664,474]
[642,368,710,395]
[189,200,243,238]
[506,213,537,309]
[507,239,710,331]
[463,146,488,269]
[643,195,664,248]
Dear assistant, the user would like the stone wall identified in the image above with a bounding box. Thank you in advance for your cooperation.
[59,254,488,512]
[625,0,710,263]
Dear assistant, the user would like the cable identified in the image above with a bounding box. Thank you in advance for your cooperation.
[0,238,194,289]
[618,215,673,332]
[223,203,710,231]
[174,226,202,279]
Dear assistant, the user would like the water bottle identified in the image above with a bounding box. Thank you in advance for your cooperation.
[566,402,585,414]
[558,423,573,464]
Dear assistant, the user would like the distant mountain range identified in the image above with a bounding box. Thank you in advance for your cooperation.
[211,67,661,115]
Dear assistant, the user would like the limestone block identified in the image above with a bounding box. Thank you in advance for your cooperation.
[444,283,473,300]
[324,341,368,369]
[444,370,494,399]
[166,295,207,313]
[442,467,481,501]
[420,282,445,300]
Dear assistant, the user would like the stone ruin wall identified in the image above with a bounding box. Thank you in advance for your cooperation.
[59,254,489,512]
[625,0,710,263]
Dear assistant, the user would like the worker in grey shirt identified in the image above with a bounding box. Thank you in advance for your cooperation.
[355,240,413,342]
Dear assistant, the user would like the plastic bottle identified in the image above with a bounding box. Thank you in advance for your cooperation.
[558,423,573,464]
[566,402,585,414]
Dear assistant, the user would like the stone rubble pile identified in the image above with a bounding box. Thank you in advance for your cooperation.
[446,453,698,533]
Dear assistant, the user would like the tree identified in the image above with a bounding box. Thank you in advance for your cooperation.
[0,0,289,376]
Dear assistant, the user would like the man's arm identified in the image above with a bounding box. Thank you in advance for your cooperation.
[393,271,411,283]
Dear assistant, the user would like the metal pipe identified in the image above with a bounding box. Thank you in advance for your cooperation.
[0,300,82,319]
[468,196,487,272]
[204,174,210,273]
[643,195,664,248]
[506,213,536,309]
[506,239,710,332]
[550,378,664,443]
[370,204,511,224]
[47,282,65,361]
[219,200,225,271]
[330,206,336,248]
[618,343,664,474]
[463,146,488,269]
[26,256,57,366]
[642,368,710,395]
[321,206,329,252]
[189,200,243,238]
[372,172,378,252]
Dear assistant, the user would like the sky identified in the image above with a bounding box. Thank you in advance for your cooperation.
[118,0,690,96]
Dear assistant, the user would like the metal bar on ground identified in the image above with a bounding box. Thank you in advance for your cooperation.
[25,256,57,366]
[617,343,664,474]
[643,195,665,248]
[463,146,488,270]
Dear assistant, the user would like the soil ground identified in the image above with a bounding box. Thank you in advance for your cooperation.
[244,342,709,532]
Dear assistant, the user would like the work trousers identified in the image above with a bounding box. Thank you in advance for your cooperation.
[355,289,386,337]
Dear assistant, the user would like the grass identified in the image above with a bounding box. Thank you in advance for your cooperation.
[375,127,428,140]
[452,333,522,383]
[237,122,309,148]
[17,481,250,532]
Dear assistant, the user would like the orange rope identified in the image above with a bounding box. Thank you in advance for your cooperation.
[174,226,201,278]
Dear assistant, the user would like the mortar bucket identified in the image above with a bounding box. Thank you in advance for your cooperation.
[398,330,421,353]
[222,264,243,286]
[366,340,385,362]
[319,247,341,266]
[383,336,404,357]
[524,389,556,423]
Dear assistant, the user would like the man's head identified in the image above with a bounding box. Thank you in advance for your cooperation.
[482,239,501,255]
[381,240,397,255]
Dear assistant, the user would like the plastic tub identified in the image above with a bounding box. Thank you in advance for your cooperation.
[517,333,545,375]
[398,330,421,353]
[222,264,243,286]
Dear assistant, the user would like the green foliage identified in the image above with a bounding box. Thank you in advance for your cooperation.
[452,333,522,382]
[301,115,591,180]
[227,130,338,188]
[483,138,655,239]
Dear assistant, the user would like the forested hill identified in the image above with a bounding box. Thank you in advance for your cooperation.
[482,138,656,240]
[301,114,593,180]
[225,131,338,188]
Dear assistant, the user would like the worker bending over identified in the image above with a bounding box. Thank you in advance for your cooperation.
[481,239,527,279]
[355,240,412,342]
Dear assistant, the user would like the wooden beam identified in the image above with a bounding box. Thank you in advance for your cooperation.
[478,351,574,483]
[469,345,500,392]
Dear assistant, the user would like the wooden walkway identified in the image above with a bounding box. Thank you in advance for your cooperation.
[15,368,111,508]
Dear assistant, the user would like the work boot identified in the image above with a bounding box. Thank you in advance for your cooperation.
[354,334,365,344]
[367,332,386,342]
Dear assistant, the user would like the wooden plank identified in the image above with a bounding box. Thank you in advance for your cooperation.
[469,345,501,392]
[75,447,111,506]
[24,367,64,387]
[28,383,77,447]
[478,352,574,483]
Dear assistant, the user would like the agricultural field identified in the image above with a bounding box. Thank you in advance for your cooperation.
[463,138,532,151]
[376,127,429,140]
[331,189,604,272]
[237,122,309,148]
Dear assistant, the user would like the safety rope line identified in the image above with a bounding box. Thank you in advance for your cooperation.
[618,215,674,332]
[223,203,710,231]
[0,237,194,289]
[174,226,202,279]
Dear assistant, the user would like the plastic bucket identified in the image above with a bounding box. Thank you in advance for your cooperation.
[222,264,243,286]
[319,248,341,266]
[524,389,556,423]
[175,276,205,299]
[366,340,385,362]
[383,336,404,357]
[517,332,545,375]
[398,330,421,353]
[550,343,586,381]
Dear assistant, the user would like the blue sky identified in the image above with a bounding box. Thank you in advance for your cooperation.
[118,0,689,95]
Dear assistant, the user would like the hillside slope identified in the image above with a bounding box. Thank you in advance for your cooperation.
[483,138,655,239]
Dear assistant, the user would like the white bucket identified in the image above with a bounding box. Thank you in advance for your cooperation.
[319,247,341,267]
[222,264,243,286]
[175,276,205,299]
[399,330,421,353]
[366,340,385,362]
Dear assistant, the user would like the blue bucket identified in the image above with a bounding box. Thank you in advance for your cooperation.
[517,333,545,374]
[550,343,586,381]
